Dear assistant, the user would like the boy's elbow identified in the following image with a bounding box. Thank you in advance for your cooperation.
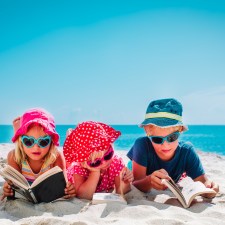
[133,180,152,193]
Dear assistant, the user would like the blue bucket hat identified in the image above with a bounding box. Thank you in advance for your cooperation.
[140,98,188,131]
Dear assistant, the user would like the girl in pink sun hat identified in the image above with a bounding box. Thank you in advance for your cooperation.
[63,121,133,200]
[1,108,76,201]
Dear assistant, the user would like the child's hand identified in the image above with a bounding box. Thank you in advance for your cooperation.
[1,181,14,200]
[64,182,76,199]
[149,169,170,190]
[116,167,133,195]
[81,162,101,172]
[120,167,133,184]
[66,128,73,137]
[13,116,21,133]
[203,180,219,198]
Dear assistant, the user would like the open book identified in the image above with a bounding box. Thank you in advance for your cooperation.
[0,164,66,203]
[161,176,216,208]
[92,193,127,205]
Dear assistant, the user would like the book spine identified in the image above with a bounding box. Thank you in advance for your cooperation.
[28,188,38,204]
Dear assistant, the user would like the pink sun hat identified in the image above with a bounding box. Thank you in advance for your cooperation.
[12,108,59,146]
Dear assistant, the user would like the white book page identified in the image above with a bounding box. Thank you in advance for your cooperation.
[179,177,215,207]
[0,170,29,190]
[92,193,127,204]
[162,179,187,208]
[0,165,29,189]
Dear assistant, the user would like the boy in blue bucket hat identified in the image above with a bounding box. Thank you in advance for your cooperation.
[127,98,219,197]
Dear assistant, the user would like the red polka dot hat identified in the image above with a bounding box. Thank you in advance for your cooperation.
[63,121,121,163]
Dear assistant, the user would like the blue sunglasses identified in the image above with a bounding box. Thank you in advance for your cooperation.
[149,131,180,144]
[21,135,51,148]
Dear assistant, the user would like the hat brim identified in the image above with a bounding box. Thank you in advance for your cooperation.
[139,118,188,131]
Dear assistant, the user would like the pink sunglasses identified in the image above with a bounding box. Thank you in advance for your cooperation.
[87,146,114,168]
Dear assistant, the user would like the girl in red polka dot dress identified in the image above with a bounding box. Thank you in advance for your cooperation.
[63,121,133,200]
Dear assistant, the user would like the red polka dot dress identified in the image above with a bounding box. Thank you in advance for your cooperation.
[67,155,124,192]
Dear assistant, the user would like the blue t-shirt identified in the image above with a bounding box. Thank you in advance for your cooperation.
[127,137,205,183]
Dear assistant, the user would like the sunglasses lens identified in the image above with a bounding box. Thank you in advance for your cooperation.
[104,150,114,160]
[150,132,180,144]
[151,137,163,144]
[167,132,179,143]
[23,137,34,147]
[89,159,101,168]
[22,136,51,148]
[38,137,51,148]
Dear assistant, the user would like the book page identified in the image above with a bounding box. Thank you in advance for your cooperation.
[12,185,36,203]
[162,179,187,208]
[0,165,30,189]
[179,177,216,207]
[31,166,63,188]
[92,193,127,204]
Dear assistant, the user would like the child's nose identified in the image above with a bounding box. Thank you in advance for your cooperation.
[33,143,40,149]
[101,160,110,168]
[161,140,170,147]
[102,160,107,165]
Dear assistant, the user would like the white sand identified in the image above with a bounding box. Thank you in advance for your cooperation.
[1,144,225,225]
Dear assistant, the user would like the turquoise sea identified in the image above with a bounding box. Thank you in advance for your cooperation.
[0,125,225,156]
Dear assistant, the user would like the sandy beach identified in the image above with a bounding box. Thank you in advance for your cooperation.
[1,143,225,225]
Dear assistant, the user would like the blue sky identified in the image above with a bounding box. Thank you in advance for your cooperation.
[0,0,225,125]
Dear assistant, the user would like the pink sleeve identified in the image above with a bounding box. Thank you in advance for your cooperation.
[66,164,88,183]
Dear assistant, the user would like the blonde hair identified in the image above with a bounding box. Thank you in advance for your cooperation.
[144,124,184,136]
[14,125,58,167]
[89,150,106,162]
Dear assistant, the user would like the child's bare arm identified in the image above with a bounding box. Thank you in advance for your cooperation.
[7,150,21,172]
[73,171,101,200]
[12,116,21,133]
[132,161,152,192]
[115,167,133,194]
[132,161,169,192]
[66,128,73,137]
[53,150,66,171]
[1,151,20,200]
[194,174,219,198]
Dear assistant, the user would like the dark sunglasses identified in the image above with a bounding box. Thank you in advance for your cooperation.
[87,146,114,168]
[149,131,180,144]
[21,135,51,148]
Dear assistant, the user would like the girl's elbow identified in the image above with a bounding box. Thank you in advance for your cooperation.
[76,188,94,200]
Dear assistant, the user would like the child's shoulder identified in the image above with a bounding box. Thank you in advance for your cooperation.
[7,149,21,171]
[52,149,66,168]
[179,141,196,155]
[7,149,16,159]
[110,155,125,168]
[134,136,149,144]
[179,141,194,149]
